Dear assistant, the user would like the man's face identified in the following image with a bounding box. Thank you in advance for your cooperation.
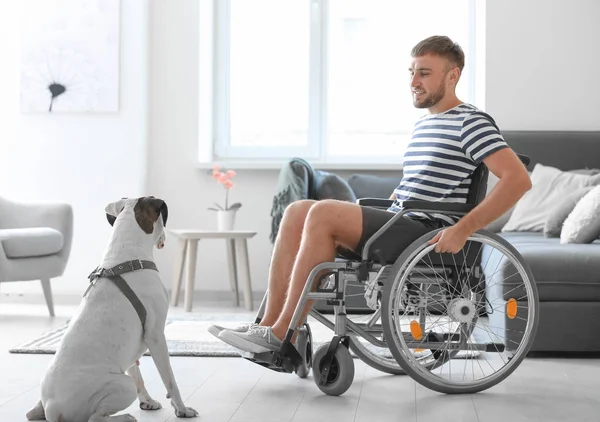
[409,54,454,109]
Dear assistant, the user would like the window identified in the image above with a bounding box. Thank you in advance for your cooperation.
[200,0,479,167]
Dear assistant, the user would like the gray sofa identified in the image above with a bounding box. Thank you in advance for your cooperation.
[482,131,600,353]
[274,131,600,353]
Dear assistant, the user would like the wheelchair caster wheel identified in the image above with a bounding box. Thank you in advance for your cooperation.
[295,323,313,379]
[312,341,354,396]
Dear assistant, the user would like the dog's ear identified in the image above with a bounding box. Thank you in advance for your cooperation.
[106,214,117,226]
[147,196,168,227]
[134,196,168,234]
[105,198,128,226]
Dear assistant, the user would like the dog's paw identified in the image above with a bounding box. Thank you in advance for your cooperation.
[173,405,199,418]
[121,414,137,422]
[139,398,162,411]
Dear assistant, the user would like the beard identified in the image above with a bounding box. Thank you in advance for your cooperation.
[413,82,446,109]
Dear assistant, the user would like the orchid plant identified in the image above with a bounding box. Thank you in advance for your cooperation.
[208,165,242,212]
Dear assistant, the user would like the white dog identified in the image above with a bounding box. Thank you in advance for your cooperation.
[26,197,198,422]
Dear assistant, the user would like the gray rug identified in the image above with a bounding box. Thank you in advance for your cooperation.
[8,313,478,359]
[9,313,258,357]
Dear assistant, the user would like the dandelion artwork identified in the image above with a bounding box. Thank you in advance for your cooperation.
[20,0,120,113]
[208,166,242,212]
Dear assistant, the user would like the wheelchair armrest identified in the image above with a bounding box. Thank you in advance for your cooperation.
[399,200,475,214]
[356,198,394,208]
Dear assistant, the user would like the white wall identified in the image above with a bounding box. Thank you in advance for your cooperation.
[148,0,600,297]
[0,0,149,295]
[3,0,600,298]
[485,0,600,130]
[147,0,274,297]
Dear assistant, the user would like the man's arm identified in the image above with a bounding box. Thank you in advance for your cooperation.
[454,148,531,235]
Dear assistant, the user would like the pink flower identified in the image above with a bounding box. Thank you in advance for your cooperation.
[207,166,242,212]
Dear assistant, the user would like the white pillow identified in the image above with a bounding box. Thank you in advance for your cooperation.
[560,185,600,244]
[502,164,600,233]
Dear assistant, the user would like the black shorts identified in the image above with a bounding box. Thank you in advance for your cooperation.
[346,206,445,263]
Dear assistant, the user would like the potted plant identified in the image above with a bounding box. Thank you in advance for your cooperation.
[208,165,242,231]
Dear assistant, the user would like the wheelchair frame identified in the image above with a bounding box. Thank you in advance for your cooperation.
[241,155,539,396]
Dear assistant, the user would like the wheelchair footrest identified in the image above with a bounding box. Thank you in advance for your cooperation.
[240,339,304,375]
[242,351,296,374]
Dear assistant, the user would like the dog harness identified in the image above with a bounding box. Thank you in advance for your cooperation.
[84,259,158,332]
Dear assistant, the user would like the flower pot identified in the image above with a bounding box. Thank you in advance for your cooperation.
[217,210,236,231]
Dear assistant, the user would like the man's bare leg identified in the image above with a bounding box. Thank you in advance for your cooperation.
[259,200,317,326]
[270,200,364,340]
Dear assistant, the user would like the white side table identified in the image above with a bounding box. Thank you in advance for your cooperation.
[168,230,257,312]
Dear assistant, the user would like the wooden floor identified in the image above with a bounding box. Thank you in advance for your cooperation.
[1,294,599,422]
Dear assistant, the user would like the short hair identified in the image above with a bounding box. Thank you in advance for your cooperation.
[411,35,465,72]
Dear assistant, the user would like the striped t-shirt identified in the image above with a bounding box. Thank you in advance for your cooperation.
[389,103,509,224]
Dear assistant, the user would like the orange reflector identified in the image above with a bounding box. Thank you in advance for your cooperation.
[414,348,425,352]
[410,320,423,340]
[506,298,517,319]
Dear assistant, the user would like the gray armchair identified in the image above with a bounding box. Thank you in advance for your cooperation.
[0,197,73,316]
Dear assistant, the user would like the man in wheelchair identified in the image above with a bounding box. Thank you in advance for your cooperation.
[209,35,533,392]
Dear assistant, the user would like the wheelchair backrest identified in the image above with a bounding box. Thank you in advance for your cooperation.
[465,163,489,206]
[465,152,530,207]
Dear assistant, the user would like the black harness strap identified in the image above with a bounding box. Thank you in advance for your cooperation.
[85,259,158,332]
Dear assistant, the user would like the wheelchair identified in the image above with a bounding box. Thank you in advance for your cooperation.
[242,155,539,396]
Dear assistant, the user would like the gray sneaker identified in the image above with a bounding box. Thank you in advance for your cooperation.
[208,322,257,338]
[218,325,282,353]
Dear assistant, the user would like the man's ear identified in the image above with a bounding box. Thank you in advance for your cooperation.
[105,198,128,226]
[448,66,461,86]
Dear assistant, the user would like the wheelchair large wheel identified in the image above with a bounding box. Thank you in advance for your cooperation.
[382,228,539,394]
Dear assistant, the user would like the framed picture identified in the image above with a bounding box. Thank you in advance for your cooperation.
[20,0,120,113]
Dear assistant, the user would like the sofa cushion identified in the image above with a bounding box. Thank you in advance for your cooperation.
[315,171,357,203]
[0,228,64,258]
[561,185,600,244]
[502,164,600,233]
[484,168,599,233]
[484,232,600,302]
[544,186,594,238]
[347,174,400,200]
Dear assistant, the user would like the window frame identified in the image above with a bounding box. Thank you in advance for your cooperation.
[199,0,481,168]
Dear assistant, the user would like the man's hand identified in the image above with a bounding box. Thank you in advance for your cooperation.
[427,225,472,254]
